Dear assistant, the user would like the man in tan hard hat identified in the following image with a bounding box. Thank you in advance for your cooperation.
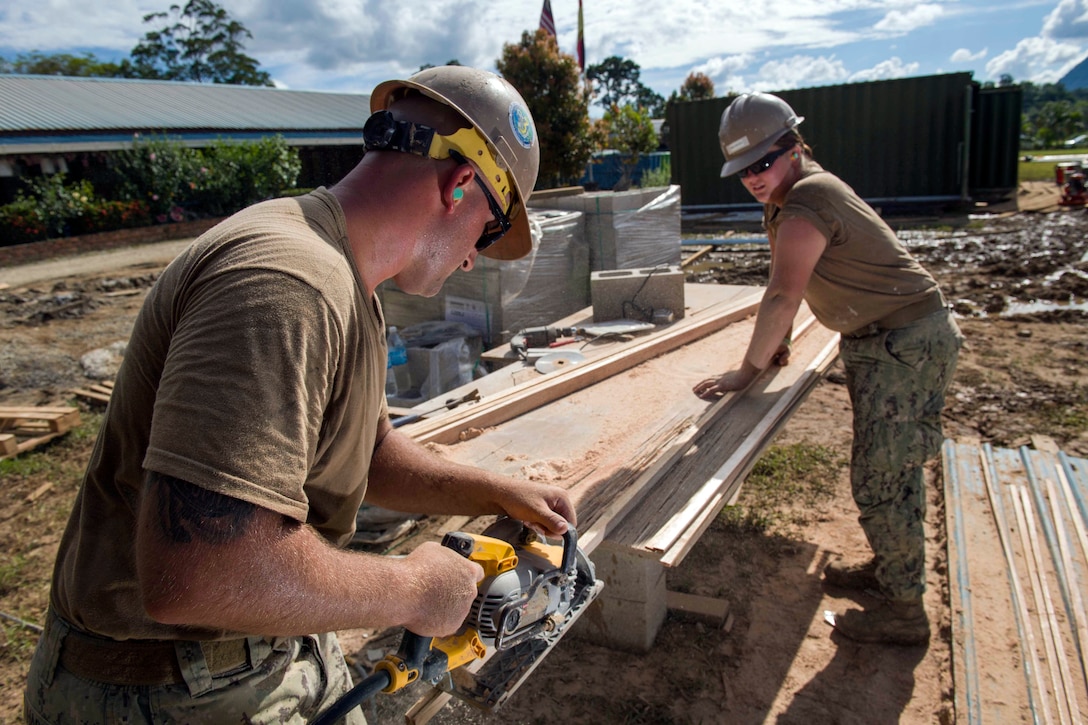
[24,65,572,724]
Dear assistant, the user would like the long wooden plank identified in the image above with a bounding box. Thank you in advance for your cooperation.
[1046,476,1088,697]
[979,443,1051,725]
[1023,449,1088,719]
[408,288,763,445]
[602,322,838,556]
[1013,483,1076,725]
[580,311,822,553]
[657,335,839,567]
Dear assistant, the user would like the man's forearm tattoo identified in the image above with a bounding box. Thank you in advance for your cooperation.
[148,471,256,545]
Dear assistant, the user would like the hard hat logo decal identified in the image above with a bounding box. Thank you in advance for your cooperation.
[509,103,534,149]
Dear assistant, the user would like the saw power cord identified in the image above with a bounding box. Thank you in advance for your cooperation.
[620,264,671,323]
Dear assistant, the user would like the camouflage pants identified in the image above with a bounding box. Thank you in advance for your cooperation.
[23,609,366,724]
[839,308,963,602]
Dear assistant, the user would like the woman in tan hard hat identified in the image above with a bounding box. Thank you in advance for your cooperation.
[693,92,963,646]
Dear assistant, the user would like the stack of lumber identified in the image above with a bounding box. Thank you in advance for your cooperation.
[0,405,81,458]
[943,437,1088,723]
[414,283,839,564]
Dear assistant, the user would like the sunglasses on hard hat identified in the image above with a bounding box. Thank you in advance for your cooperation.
[741,145,792,178]
[451,150,512,252]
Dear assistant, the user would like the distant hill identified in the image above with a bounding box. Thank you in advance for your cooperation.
[1059,55,1088,90]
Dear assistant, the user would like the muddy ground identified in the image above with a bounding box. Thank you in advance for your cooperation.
[1,190,1086,723]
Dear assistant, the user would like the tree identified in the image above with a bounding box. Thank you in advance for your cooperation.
[586,55,664,116]
[587,56,641,108]
[129,0,272,85]
[0,51,124,77]
[594,103,658,190]
[497,30,594,189]
[671,72,715,103]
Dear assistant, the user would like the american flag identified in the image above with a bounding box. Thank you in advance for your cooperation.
[540,0,556,36]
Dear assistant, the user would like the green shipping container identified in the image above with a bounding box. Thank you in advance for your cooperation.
[668,72,1020,213]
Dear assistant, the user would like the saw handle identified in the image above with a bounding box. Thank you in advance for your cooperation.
[561,527,579,577]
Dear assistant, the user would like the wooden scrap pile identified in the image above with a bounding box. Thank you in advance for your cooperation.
[72,380,114,405]
[0,405,81,459]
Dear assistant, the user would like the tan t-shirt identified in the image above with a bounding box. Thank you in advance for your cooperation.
[51,188,387,640]
[765,160,940,333]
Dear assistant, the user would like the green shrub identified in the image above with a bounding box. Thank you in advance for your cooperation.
[640,157,672,187]
[71,199,152,235]
[1,135,302,245]
[192,135,302,215]
[110,134,202,218]
[20,174,96,237]
[0,197,48,244]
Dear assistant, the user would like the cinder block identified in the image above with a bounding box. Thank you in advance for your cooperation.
[570,544,668,653]
[528,186,682,270]
[590,266,686,322]
[571,592,667,653]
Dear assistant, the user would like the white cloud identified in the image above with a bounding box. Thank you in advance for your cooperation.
[874,4,944,34]
[693,55,755,81]
[849,56,921,82]
[951,47,988,63]
[986,34,1085,82]
[687,55,757,96]
[752,55,851,91]
[1041,0,1088,39]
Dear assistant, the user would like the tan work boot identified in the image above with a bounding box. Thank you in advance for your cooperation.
[823,556,879,591]
[831,599,930,646]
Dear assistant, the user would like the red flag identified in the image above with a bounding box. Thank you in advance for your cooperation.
[540,0,556,37]
[577,0,585,71]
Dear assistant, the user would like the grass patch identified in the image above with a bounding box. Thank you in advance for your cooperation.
[719,442,846,535]
[1019,147,1085,183]
[1039,391,1088,435]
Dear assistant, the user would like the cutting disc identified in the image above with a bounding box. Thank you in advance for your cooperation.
[535,351,586,374]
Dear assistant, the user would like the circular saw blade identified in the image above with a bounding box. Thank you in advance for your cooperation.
[535,351,586,374]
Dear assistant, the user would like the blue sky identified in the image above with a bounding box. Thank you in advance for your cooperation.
[2,0,1087,102]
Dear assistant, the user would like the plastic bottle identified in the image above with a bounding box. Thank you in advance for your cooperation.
[385,326,410,398]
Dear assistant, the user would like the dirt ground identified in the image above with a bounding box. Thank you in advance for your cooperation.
[1,186,1086,723]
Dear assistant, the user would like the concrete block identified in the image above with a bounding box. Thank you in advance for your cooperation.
[590,266,686,322]
[571,544,668,653]
[572,592,667,653]
[528,186,682,271]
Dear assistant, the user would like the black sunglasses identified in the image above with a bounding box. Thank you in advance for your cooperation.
[451,151,512,252]
[741,145,792,177]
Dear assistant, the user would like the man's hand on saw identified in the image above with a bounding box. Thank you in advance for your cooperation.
[495,481,575,539]
[402,542,485,637]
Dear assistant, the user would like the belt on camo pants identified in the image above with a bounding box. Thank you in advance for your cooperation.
[48,608,255,687]
[841,292,948,340]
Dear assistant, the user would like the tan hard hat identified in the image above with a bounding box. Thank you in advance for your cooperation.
[718,93,804,178]
[371,66,540,261]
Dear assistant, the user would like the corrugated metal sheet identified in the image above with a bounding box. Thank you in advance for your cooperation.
[0,74,371,133]
[970,86,1022,199]
[669,73,1003,210]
